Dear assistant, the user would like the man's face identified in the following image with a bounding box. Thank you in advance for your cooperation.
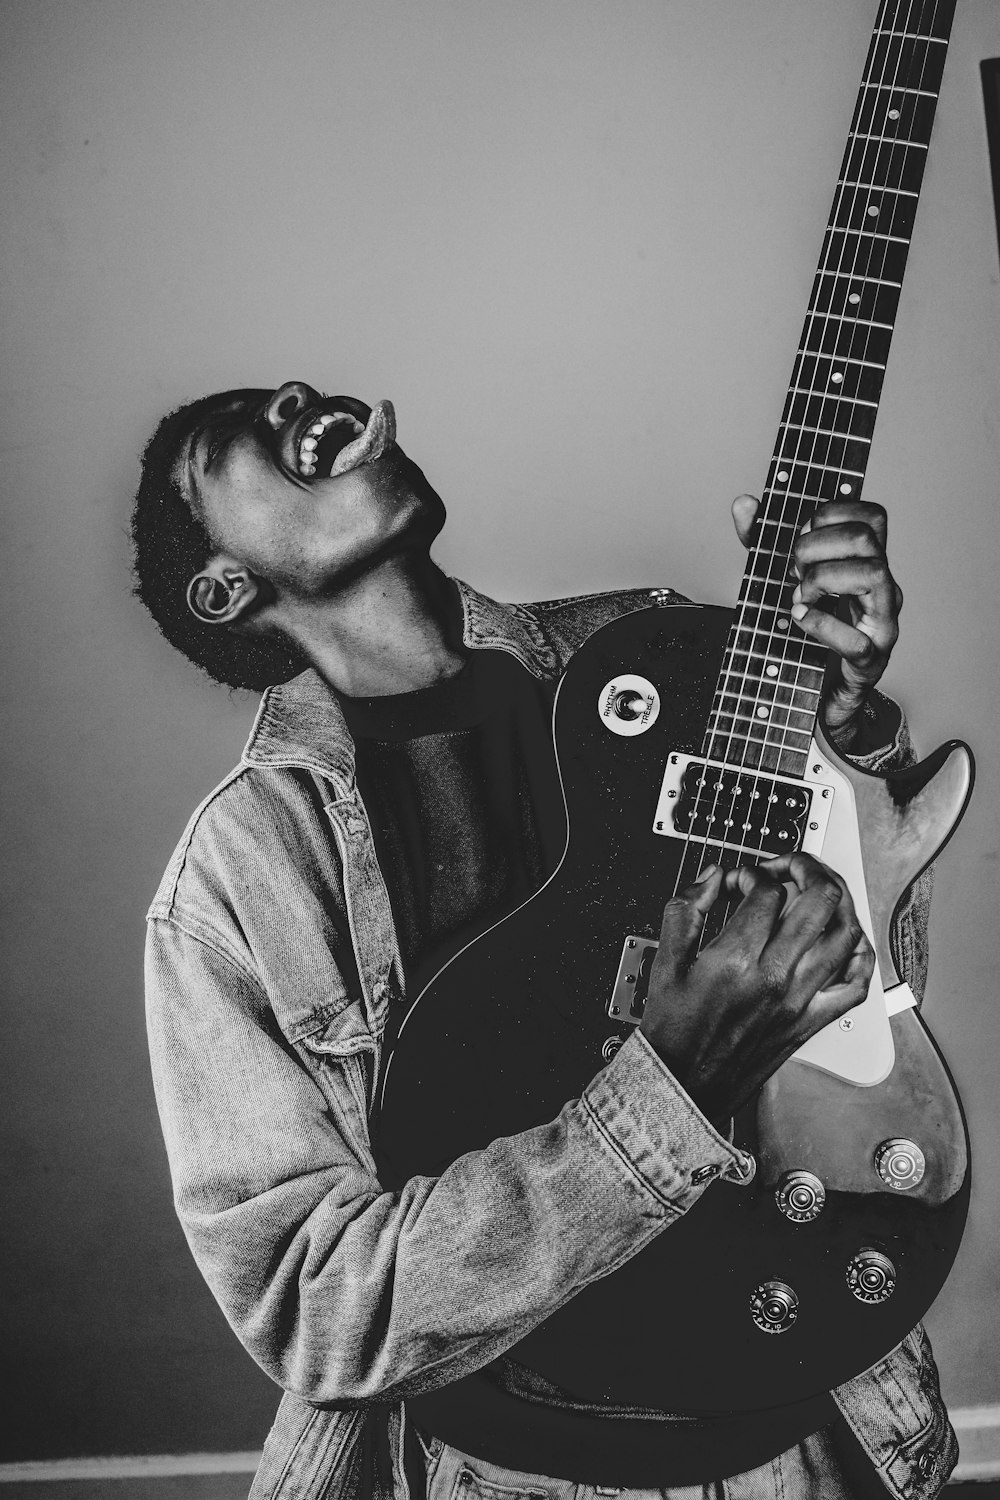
[176,382,445,600]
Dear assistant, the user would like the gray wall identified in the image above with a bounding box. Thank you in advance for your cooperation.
[2,0,998,1463]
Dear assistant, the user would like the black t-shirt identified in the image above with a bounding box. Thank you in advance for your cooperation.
[340,649,838,1486]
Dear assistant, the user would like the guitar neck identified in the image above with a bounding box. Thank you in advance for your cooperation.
[704,0,956,780]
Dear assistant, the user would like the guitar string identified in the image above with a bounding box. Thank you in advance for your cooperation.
[680,0,904,906]
[684,0,901,910]
[668,0,943,959]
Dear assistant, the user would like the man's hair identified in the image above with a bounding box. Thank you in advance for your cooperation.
[130,392,305,692]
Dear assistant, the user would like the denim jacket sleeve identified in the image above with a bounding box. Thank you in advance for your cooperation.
[146,883,743,1408]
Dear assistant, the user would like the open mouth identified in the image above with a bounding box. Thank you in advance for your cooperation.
[294,399,396,481]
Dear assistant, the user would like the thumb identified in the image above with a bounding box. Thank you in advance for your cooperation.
[658,865,721,977]
[731,493,759,550]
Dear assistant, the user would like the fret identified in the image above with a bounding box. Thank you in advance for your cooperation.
[830,227,911,247]
[794,352,886,389]
[863,84,938,98]
[850,130,928,149]
[814,269,901,288]
[801,312,894,331]
[779,421,871,444]
[838,180,919,198]
[873,32,948,45]
[788,384,878,409]
[773,428,872,478]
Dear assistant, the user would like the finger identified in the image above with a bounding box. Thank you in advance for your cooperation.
[794,557,898,615]
[788,601,896,671]
[787,884,870,1001]
[762,864,847,972]
[793,520,884,573]
[718,864,787,940]
[731,494,760,550]
[805,500,888,550]
[657,865,723,976]
[798,931,875,1031]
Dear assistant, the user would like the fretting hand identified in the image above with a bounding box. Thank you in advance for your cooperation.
[731,494,903,751]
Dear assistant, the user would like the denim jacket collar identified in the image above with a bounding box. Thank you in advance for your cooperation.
[240,578,561,785]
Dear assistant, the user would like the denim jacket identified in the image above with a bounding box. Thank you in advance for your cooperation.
[145,581,955,1500]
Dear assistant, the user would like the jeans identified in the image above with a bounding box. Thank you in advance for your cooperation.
[419,1429,865,1500]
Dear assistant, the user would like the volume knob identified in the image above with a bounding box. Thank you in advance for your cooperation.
[847,1249,896,1304]
[875,1138,925,1191]
[751,1280,799,1333]
[775,1169,826,1222]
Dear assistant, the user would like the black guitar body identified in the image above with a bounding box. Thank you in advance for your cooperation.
[378,604,970,1413]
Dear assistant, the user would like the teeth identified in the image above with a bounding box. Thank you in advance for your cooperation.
[296,402,394,477]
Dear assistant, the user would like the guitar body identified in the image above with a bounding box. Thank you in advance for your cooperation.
[379,603,972,1412]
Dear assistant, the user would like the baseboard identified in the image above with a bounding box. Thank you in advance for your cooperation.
[0,1452,260,1483]
[1,1407,998,1486]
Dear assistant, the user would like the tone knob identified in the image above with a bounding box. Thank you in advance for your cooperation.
[613,690,646,721]
[874,1138,925,1191]
[751,1280,799,1333]
[775,1170,826,1222]
[847,1249,896,1304]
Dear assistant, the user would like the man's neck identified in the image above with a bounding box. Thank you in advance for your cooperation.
[283,556,467,698]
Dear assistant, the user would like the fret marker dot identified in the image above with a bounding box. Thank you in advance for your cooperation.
[776,470,789,483]
[888,109,900,120]
[831,371,844,384]
[867,204,879,218]
[756,707,769,719]
[839,483,853,495]
[777,618,789,631]
[848,293,861,304]
[765,665,779,677]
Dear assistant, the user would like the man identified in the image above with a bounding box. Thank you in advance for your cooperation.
[135,383,953,1499]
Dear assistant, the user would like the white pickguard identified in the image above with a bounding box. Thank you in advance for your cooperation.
[794,739,894,1085]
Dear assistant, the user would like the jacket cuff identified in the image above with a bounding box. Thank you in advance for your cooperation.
[835,690,912,771]
[581,1029,750,1214]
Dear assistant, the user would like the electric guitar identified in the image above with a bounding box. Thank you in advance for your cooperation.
[379,0,972,1415]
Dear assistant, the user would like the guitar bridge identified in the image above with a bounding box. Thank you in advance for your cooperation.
[653,754,832,858]
[608,936,660,1025]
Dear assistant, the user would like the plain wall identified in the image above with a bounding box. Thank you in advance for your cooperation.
[2,0,998,1463]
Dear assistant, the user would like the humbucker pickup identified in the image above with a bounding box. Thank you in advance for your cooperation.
[653,753,833,858]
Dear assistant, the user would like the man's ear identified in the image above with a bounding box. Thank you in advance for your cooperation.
[186,554,262,626]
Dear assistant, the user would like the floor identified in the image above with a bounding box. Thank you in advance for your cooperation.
[0,1475,997,1498]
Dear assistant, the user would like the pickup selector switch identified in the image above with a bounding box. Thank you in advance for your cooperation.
[751,1281,799,1333]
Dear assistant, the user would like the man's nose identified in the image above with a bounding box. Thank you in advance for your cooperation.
[264,382,314,430]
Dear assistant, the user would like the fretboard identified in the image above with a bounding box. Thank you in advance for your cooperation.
[704,0,955,778]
